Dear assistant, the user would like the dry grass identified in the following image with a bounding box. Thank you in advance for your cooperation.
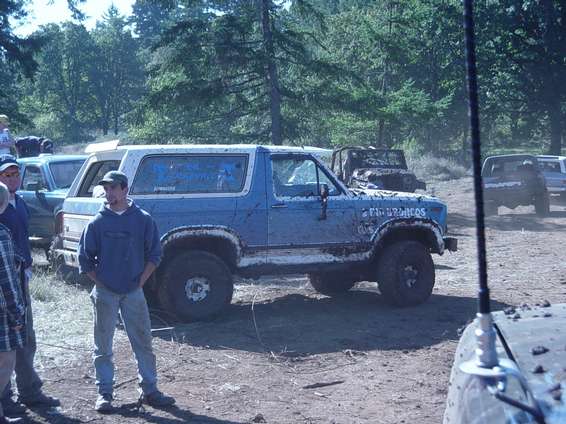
[29,269,94,368]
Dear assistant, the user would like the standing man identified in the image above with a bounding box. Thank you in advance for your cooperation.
[78,171,175,413]
[0,181,27,424]
[0,117,14,156]
[0,155,60,415]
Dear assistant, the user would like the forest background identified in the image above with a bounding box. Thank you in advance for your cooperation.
[1,0,565,160]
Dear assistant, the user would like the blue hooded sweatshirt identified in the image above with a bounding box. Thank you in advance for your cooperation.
[78,200,162,294]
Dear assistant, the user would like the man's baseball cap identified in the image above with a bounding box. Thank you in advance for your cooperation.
[98,170,128,186]
[0,115,9,125]
[0,155,19,173]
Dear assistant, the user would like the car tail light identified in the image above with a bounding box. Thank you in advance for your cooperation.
[54,212,64,235]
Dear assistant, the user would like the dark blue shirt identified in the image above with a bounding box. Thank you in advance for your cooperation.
[0,195,32,269]
[78,201,162,294]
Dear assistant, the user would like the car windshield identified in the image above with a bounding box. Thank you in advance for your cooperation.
[49,160,85,189]
[350,150,406,169]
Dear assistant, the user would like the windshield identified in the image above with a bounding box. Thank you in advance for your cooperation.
[49,160,85,189]
[349,150,407,169]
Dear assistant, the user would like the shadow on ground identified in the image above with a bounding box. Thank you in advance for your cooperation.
[26,406,243,424]
[154,290,510,356]
[110,404,244,424]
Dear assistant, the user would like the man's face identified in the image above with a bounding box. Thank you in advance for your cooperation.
[103,183,128,206]
[0,165,21,193]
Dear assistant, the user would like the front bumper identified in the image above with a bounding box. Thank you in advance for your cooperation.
[54,248,80,269]
[444,237,458,252]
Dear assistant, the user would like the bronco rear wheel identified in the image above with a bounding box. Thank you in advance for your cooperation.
[158,250,234,322]
[308,272,356,296]
[377,241,435,307]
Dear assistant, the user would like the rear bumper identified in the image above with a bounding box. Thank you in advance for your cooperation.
[29,236,52,248]
[443,237,458,252]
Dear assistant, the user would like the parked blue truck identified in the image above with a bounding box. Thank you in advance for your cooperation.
[18,154,87,254]
[53,144,457,321]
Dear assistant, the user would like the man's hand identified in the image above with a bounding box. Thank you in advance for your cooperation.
[86,271,103,287]
[139,262,157,288]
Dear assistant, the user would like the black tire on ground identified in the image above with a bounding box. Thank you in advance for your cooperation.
[157,250,234,322]
[534,193,550,216]
[48,234,63,266]
[308,273,356,296]
[48,235,92,285]
[377,240,435,307]
[484,201,498,217]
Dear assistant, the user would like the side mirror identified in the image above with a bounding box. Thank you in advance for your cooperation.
[319,183,329,220]
[320,183,329,199]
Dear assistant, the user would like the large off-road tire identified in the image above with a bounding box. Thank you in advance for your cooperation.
[534,193,550,216]
[377,241,435,307]
[308,272,356,296]
[157,250,234,322]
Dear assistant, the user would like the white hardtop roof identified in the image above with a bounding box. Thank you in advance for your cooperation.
[95,143,330,154]
[536,155,566,161]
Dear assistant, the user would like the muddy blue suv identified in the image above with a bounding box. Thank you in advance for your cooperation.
[54,144,457,321]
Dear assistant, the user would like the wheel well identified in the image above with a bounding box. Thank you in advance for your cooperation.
[160,235,239,272]
[373,227,440,260]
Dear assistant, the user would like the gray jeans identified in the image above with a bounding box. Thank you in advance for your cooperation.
[1,275,42,402]
[90,284,157,396]
[0,350,16,416]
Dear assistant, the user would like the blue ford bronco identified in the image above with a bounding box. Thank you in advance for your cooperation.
[53,144,457,321]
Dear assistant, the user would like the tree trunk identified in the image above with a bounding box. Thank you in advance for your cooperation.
[461,120,468,163]
[261,0,282,145]
[541,0,562,154]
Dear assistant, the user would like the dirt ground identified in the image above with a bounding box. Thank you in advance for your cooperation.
[22,177,566,424]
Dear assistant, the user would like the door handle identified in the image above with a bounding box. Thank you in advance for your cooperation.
[271,203,287,209]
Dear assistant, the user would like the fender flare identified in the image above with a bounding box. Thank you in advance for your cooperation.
[160,225,244,265]
[370,218,445,254]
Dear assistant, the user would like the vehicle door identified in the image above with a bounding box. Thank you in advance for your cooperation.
[267,153,361,254]
[539,160,564,193]
[20,164,58,238]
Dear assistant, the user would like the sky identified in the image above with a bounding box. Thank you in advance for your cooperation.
[14,0,136,36]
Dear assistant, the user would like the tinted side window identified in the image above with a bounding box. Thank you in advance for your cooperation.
[22,166,47,190]
[49,160,85,189]
[131,155,248,195]
[540,161,560,173]
[271,156,340,198]
[77,161,121,197]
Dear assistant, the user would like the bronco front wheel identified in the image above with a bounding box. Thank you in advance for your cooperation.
[158,250,234,322]
[377,241,435,307]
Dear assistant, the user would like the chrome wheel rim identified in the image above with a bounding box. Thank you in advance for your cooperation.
[185,277,211,302]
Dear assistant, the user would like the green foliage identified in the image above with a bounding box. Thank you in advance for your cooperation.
[2,0,565,155]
